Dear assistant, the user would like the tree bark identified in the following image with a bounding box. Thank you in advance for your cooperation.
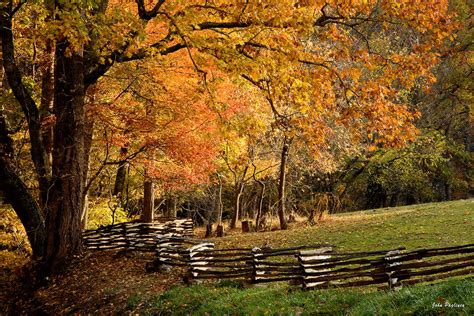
[205,223,213,238]
[39,0,55,183]
[241,220,253,233]
[252,167,265,230]
[171,195,178,218]
[43,36,86,270]
[113,147,128,196]
[230,181,245,229]
[216,224,225,237]
[142,178,154,222]
[81,102,95,229]
[217,173,223,224]
[1,108,46,258]
[277,138,289,230]
[0,159,47,258]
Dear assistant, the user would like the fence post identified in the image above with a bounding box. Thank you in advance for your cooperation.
[298,247,333,289]
[251,247,262,283]
[150,234,177,271]
[187,242,215,284]
[385,249,403,290]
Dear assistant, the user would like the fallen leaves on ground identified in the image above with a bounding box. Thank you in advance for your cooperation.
[6,250,182,315]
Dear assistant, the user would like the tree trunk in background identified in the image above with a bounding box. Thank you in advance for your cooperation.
[81,100,95,229]
[216,174,224,237]
[445,183,452,201]
[277,139,289,230]
[164,195,177,218]
[205,223,213,238]
[142,178,154,222]
[230,182,245,229]
[230,165,248,229]
[217,173,223,224]
[39,0,55,188]
[365,173,385,209]
[241,220,253,233]
[113,161,128,196]
[255,179,265,230]
[216,224,225,237]
[113,147,128,196]
[171,195,177,217]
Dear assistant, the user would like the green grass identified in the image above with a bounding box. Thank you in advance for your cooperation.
[213,199,474,252]
[127,278,474,315]
[127,199,473,314]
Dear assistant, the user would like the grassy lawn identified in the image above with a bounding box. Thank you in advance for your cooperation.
[212,199,474,252]
[132,199,474,315]
[129,278,474,315]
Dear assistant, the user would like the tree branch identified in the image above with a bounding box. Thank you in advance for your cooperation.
[11,0,27,16]
[0,4,51,195]
[84,42,185,86]
[135,0,166,21]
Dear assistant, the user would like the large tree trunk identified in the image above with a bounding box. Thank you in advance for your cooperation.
[277,138,289,230]
[43,38,86,271]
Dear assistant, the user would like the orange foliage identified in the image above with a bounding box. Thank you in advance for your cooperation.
[91,0,457,176]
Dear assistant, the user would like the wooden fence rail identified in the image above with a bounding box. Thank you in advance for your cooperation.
[82,223,473,290]
[82,219,194,252]
[152,239,474,290]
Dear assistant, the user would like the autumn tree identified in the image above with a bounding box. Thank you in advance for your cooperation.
[0,0,456,270]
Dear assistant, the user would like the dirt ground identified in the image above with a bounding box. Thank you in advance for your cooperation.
[2,250,182,315]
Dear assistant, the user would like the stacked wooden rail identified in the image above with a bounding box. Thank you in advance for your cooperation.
[82,219,194,252]
[252,245,332,284]
[189,247,253,281]
[153,239,474,290]
[154,236,212,267]
[375,243,474,288]
[300,247,406,289]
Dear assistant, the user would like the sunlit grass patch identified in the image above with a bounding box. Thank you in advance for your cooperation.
[129,278,473,315]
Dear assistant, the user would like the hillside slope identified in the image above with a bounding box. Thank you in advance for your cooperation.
[212,199,474,251]
[2,199,473,314]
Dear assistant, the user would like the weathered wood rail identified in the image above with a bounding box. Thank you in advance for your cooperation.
[82,219,194,252]
[152,239,474,290]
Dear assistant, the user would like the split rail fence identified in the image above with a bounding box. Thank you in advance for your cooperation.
[153,239,474,290]
[82,219,194,252]
[82,220,473,290]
